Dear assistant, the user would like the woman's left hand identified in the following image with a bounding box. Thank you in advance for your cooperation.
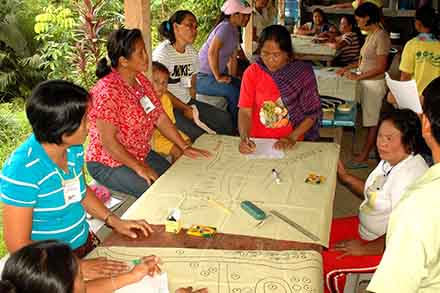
[344,72,361,80]
[273,137,296,150]
[183,146,211,159]
[332,239,368,258]
[111,217,154,239]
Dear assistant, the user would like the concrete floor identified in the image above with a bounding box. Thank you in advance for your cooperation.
[332,125,376,219]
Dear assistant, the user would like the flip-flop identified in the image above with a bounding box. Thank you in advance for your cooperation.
[346,160,369,169]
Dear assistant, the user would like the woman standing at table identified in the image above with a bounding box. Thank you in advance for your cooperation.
[86,28,209,198]
[296,8,331,36]
[196,0,252,128]
[238,25,322,154]
[153,10,234,141]
[324,109,428,293]
[336,2,390,168]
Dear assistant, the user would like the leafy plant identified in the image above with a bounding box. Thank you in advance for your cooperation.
[0,0,47,102]
[34,5,77,80]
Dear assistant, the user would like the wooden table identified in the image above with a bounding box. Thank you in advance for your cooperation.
[103,224,322,252]
[292,35,337,63]
[320,102,357,145]
[314,67,360,102]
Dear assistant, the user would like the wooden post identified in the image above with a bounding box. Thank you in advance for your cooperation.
[124,0,152,77]
[278,0,286,25]
[243,1,254,59]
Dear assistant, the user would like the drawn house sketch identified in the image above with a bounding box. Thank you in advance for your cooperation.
[123,135,339,247]
[89,247,323,293]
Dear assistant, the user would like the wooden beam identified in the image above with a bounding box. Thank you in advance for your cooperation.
[278,0,285,25]
[243,2,254,59]
[124,0,152,77]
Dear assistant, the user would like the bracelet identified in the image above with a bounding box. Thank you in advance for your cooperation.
[103,212,114,228]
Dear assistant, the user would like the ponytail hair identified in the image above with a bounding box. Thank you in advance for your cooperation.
[158,10,196,44]
[1,240,78,293]
[96,28,144,79]
[212,12,230,32]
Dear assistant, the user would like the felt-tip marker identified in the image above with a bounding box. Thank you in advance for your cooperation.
[272,169,281,184]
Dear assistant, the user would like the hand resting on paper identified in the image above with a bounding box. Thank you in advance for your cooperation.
[128,255,162,282]
[176,287,209,293]
[273,137,296,150]
[239,137,257,154]
[81,257,129,280]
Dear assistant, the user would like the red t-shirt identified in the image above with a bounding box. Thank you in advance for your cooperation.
[86,69,163,167]
[239,64,294,139]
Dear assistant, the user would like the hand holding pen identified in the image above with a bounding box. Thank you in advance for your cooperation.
[239,136,256,154]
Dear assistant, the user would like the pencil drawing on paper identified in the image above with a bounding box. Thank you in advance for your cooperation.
[89,247,323,293]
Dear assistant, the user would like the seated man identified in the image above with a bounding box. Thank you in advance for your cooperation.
[367,76,440,292]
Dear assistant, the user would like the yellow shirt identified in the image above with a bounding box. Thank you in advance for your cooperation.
[399,36,440,94]
[367,163,440,293]
[352,0,384,9]
[152,93,189,156]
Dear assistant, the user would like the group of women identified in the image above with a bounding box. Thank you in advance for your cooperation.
[0,0,439,292]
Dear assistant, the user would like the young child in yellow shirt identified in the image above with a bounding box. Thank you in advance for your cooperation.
[151,61,191,163]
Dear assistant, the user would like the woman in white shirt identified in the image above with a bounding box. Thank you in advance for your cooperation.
[323,109,429,293]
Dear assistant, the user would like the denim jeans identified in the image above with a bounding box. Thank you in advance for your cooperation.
[174,99,235,141]
[86,150,171,198]
[196,73,240,127]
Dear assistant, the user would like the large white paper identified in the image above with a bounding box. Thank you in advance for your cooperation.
[246,138,284,159]
[385,73,422,114]
[117,272,169,293]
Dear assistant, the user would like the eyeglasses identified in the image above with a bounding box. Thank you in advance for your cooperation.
[260,51,285,60]
[179,22,198,30]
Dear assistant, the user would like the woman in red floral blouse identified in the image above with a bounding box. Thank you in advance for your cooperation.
[86,28,209,197]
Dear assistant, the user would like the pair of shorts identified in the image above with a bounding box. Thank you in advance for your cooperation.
[359,79,387,127]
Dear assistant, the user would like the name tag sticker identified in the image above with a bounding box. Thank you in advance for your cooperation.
[63,177,82,204]
[140,96,156,114]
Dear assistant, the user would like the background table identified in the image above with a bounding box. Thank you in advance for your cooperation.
[292,36,337,63]
[314,67,360,102]
[320,102,357,146]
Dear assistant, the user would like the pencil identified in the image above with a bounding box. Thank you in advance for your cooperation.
[208,198,233,214]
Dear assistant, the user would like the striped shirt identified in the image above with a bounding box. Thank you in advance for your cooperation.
[0,135,89,249]
[153,40,199,104]
[335,32,361,67]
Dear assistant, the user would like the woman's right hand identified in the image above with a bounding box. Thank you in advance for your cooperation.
[129,255,162,282]
[216,75,231,84]
[81,257,129,280]
[336,67,348,76]
[134,163,159,185]
[239,137,256,154]
[176,287,209,293]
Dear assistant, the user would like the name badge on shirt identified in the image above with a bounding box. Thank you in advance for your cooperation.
[63,176,81,205]
[140,96,156,114]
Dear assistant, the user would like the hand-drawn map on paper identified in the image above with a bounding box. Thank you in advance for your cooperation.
[124,135,339,247]
[88,246,323,293]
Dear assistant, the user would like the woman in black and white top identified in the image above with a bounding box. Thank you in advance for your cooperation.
[153,10,234,140]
